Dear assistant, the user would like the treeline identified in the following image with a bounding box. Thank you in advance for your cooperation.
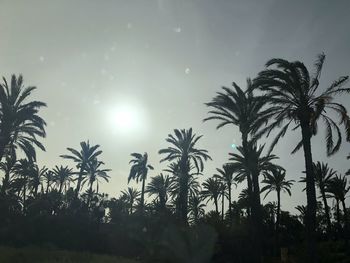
[0,53,350,263]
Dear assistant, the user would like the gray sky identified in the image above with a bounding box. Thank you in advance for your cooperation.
[1,0,350,213]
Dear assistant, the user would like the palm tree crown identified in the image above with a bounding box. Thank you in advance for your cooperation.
[0,75,46,162]
[201,177,223,214]
[60,141,102,197]
[146,173,171,210]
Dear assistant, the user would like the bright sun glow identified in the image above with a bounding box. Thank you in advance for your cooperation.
[108,105,140,133]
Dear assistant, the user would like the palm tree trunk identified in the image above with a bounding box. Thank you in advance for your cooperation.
[221,189,225,221]
[34,184,39,196]
[23,182,27,212]
[300,121,318,263]
[228,183,232,221]
[341,199,349,244]
[0,132,10,163]
[276,189,281,256]
[87,182,93,208]
[140,174,146,213]
[341,199,348,227]
[46,180,50,194]
[251,169,263,263]
[336,199,341,238]
[75,166,85,198]
[214,198,219,214]
[321,187,332,236]
[1,171,10,195]
[58,182,63,194]
[277,190,281,234]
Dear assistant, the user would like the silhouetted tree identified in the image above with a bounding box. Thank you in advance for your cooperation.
[254,53,350,263]
[205,79,271,262]
[52,165,73,194]
[146,173,171,211]
[60,141,102,198]
[0,75,46,162]
[83,158,110,206]
[12,159,35,211]
[326,174,350,234]
[188,195,205,225]
[214,164,236,220]
[261,169,294,251]
[0,152,16,195]
[201,177,222,214]
[159,128,211,223]
[28,164,47,196]
[301,162,335,235]
[121,187,140,214]
[128,152,153,213]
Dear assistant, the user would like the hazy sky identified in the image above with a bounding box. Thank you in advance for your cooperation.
[1,0,350,213]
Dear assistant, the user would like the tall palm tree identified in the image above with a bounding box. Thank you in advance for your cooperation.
[60,141,102,198]
[261,169,294,237]
[253,53,350,262]
[188,195,205,225]
[146,173,171,211]
[300,162,335,235]
[121,187,140,214]
[52,165,73,194]
[0,75,46,162]
[230,142,282,261]
[159,128,211,223]
[215,164,236,219]
[201,177,222,214]
[128,152,153,213]
[205,80,271,262]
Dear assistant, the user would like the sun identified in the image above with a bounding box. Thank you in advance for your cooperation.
[109,105,139,132]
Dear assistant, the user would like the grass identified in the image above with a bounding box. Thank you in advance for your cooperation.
[0,246,138,263]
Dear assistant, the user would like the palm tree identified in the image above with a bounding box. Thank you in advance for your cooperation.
[326,174,350,231]
[201,177,222,214]
[12,159,35,210]
[300,162,335,235]
[0,75,46,162]
[261,169,294,237]
[128,152,153,213]
[83,158,110,195]
[205,81,271,261]
[146,173,171,211]
[0,152,16,195]
[230,142,282,261]
[253,53,350,262]
[188,195,205,225]
[52,165,73,194]
[28,165,47,196]
[121,187,140,214]
[159,128,211,223]
[215,164,236,219]
[238,188,251,217]
[60,141,102,198]
[296,205,307,225]
[42,169,55,194]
